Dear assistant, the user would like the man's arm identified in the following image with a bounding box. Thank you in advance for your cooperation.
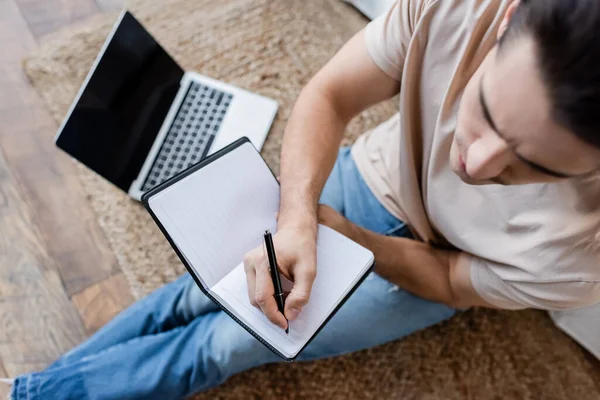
[318,205,494,309]
[278,28,401,230]
[244,29,401,329]
[274,29,401,318]
[363,233,492,308]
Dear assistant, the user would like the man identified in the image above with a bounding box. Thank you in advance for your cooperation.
[4,0,600,398]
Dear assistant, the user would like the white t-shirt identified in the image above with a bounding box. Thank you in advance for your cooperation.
[351,0,600,310]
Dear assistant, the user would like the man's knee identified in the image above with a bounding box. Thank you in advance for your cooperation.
[175,277,219,320]
[208,315,278,375]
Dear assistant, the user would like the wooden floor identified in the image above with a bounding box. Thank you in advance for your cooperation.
[0,0,133,378]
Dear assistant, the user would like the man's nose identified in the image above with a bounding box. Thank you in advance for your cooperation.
[466,134,512,180]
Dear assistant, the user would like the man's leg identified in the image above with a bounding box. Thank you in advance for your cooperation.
[11,311,280,400]
[11,275,453,399]
[11,147,455,399]
[48,273,218,369]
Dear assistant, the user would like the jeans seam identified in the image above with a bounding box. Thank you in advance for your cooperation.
[382,221,408,237]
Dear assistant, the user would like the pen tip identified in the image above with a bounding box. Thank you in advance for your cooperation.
[286,326,289,334]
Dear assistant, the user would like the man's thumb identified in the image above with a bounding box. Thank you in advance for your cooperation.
[284,266,315,320]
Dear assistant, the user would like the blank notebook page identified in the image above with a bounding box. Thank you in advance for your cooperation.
[148,141,280,288]
[147,141,374,358]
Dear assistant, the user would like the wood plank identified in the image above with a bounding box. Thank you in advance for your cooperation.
[15,0,98,39]
[95,0,125,13]
[0,147,88,377]
[72,273,134,335]
[0,0,119,295]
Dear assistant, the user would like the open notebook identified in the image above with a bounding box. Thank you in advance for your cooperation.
[141,137,375,361]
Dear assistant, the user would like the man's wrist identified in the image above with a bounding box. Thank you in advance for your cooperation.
[277,208,318,233]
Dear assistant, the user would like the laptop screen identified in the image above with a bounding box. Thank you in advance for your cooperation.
[56,11,184,192]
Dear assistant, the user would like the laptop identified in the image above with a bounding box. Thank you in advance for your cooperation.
[54,10,279,200]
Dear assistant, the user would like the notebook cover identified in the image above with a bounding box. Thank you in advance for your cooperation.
[141,137,374,361]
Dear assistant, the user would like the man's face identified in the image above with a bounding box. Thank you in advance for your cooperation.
[451,36,600,186]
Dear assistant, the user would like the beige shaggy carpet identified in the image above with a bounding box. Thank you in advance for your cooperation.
[22,0,600,398]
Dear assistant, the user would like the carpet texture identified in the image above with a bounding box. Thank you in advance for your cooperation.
[23,0,600,398]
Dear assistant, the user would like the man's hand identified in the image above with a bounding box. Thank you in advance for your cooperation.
[243,225,317,330]
[243,205,363,330]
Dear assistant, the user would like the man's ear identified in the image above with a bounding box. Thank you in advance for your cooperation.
[497,0,521,40]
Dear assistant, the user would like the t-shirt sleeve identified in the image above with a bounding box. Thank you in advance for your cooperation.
[457,253,600,310]
[364,0,428,80]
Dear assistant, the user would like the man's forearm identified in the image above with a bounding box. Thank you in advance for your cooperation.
[278,85,348,230]
[352,226,459,306]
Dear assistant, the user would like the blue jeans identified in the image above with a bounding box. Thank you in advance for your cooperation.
[11,147,456,399]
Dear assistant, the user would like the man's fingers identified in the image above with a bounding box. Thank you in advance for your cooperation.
[245,265,257,307]
[284,262,316,321]
[254,261,288,330]
[243,253,259,307]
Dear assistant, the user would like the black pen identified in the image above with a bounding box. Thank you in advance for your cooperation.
[263,230,289,334]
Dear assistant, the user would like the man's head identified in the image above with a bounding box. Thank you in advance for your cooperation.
[451,0,600,185]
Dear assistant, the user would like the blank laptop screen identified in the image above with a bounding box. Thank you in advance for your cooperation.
[56,11,184,192]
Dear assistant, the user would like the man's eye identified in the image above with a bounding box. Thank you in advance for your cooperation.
[524,160,568,179]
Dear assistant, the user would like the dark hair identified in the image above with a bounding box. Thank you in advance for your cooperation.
[499,0,600,149]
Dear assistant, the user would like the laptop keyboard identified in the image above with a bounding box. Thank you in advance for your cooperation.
[141,82,233,192]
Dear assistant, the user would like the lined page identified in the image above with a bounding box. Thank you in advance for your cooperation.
[148,142,279,288]
[212,224,374,358]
